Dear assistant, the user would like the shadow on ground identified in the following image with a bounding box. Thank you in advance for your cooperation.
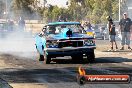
[95,57,132,63]
[0,66,132,84]
[0,68,76,83]
[50,56,132,64]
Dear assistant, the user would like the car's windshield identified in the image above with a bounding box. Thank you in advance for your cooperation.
[45,24,85,35]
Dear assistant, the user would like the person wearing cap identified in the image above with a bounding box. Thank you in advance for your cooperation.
[107,16,118,51]
[119,12,132,50]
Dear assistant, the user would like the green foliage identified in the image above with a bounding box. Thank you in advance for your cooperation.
[9,0,124,24]
[0,1,5,18]
[43,0,119,24]
[61,0,119,24]
[11,0,35,19]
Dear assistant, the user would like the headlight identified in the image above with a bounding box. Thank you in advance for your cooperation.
[84,39,95,46]
[46,40,58,48]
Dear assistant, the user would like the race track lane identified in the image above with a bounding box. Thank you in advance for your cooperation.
[0,54,132,88]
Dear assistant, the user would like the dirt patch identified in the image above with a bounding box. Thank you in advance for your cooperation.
[0,56,15,69]
[10,83,47,88]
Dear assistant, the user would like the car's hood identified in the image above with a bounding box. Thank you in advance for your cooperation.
[46,28,93,40]
[47,33,92,40]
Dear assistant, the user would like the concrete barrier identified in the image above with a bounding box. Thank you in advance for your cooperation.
[25,23,45,33]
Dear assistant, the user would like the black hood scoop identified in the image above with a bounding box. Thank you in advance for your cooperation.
[66,28,72,37]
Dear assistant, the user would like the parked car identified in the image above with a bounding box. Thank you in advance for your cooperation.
[0,22,8,38]
[35,21,96,64]
[0,21,16,38]
[95,27,109,40]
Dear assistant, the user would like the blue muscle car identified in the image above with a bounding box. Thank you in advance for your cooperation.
[35,22,96,64]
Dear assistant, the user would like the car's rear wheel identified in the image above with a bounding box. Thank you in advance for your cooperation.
[86,50,95,63]
[72,54,83,63]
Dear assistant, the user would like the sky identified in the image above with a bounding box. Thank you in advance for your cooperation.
[47,0,68,7]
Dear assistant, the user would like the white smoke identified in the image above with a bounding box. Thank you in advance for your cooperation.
[0,0,44,60]
[0,29,38,60]
[0,0,46,59]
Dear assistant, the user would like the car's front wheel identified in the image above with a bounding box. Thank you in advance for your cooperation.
[39,55,44,61]
[45,56,51,64]
[71,54,83,63]
[44,51,51,64]
[86,50,95,63]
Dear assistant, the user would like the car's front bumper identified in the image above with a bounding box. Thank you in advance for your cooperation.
[45,46,96,57]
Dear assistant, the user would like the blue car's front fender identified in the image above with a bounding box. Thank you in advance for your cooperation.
[35,35,46,55]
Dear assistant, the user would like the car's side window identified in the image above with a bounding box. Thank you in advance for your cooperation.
[55,26,61,34]
[45,26,56,34]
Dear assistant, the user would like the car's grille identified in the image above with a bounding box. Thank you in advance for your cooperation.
[58,41,83,48]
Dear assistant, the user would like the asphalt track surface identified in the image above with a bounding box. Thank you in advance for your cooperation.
[0,33,132,88]
[0,54,132,88]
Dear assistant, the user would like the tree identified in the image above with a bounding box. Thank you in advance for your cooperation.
[0,1,6,18]
[112,0,119,21]
[11,0,35,19]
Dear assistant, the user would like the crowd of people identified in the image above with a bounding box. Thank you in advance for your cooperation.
[107,12,132,51]
[82,12,132,51]
[2,17,25,32]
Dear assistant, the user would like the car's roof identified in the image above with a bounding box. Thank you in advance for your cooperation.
[47,22,81,26]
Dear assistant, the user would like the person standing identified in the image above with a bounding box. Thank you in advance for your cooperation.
[119,13,132,50]
[107,16,118,51]
[108,21,118,51]
[6,19,14,31]
[18,17,25,31]
[83,21,92,30]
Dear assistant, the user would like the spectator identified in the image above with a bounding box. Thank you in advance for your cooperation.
[83,21,92,30]
[58,15,67,22]
[18,17,25,31]
[87,21,92,30]
[108,21,118,51]
[7,19,14,31]
[119,12,132,50]
[85,21,92,29]
[58,16,62,22]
